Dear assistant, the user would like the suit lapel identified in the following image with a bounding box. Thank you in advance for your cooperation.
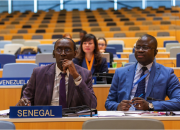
[145,62,160,99]
[125,63,137,100]
[67,74,75,107]
[45,64,55,105]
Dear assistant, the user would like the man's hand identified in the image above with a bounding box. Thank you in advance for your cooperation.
[16,98,30,106]
[117,100,131,111]
[62,59,79,79]
[132,97,149,110]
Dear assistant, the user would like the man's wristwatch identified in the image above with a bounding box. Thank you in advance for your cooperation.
[149,103,154,111]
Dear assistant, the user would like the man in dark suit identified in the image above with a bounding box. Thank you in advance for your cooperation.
[105,34,180,111]
[75,30,87,45]
[17,38,97,108]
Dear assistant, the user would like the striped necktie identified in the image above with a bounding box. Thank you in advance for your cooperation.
[134,67,148,99]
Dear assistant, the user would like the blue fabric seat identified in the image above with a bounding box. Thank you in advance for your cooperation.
[107,44,123,52]
[0,54,16,68]
[0,121,15,130]
[3,63,38,77]
[105,47,116,55]
[0,41,11,48]
[164,40,179,47]
[176,53,180,67]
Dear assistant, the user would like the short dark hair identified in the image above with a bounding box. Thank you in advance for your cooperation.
[140,34,158,49]
[80,30,87,35]
[97,37,107,46]
[54,38,76,51]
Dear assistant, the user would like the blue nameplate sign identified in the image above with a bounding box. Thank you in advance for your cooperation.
[0,78,30,86]
[10,106,62,118]
[39,62,54,67]
[18,54,36,59]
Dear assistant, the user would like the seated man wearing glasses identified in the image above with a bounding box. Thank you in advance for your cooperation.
[17,38,97,109]
[105,34,180,111]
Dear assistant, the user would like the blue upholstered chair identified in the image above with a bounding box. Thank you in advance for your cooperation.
[0,54,16,68]
[176,53,180,67]
[0,41,11,48]
[164,40,179,47]
[105,47,116,55]
[0,121,15,130]
[38,44,54,53]
[2,63,38,77]
[107,44,123,52]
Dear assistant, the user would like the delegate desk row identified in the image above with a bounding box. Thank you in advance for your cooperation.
[0,37,175,48]
[0,115,180,130]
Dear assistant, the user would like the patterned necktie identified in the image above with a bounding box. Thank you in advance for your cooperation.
[59,73,67,108]
[134,67,148,99]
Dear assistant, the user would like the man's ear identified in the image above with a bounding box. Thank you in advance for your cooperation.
[74,50,77,58]
[154,49,158,57]
[52,50,55,58]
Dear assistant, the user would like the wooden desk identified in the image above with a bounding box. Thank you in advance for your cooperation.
[0,84,110,111]
[0,116,180,129]
[16,59,36,63]
[108,67,180,79]
[114,58,176,67]
[118,52,170,58]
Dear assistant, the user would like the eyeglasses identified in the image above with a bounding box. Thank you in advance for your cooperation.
[134,46,155,51]
[98,43,105,46]
[56,48,72,54]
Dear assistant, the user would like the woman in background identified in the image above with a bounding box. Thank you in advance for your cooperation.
[98,37,113,67]
[63,33,72,39]
[73,34,108,75]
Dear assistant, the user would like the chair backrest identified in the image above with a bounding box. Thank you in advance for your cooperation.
[149,26,160,30]
[170,47,180,58]
[0,121,15,130]
[82,118,164,129]
[114,33,126,37]
[108,40,124,47]
[94,33,105,38]
[124,62,136,67]
[164,40,179,47]
[166,43,180,52]
[36,53,56,66]
[3,63,38,77]
[109,27,120,31]
[157,32,170,36]
[0,54,16,68]
[12,39,25,44]
[24,41,40,46]
[176,53,180,67]
[129,53,137,62]
[0,41,11,48]
[12,35,23,39]
[107,44,123,52]
[142,21,152,25]
[105,47,116,55]
[101,53,110,63]
[4,44,24,54]
[32,35,43,39]
[135,32,147,37]
[38,44,54,53]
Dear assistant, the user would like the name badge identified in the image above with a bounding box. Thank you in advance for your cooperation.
[39,63,54,67]
[10,106,62,118]
[0,78,30,86]
[18,54,36,59]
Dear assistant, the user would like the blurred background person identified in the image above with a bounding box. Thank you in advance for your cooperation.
[63,33,72,39]
[75,30,87,45]
[98,37,114,67]
[73,34,108,75]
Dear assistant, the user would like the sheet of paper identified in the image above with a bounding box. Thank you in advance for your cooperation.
[0,109,9,116]
[98,111,125,117]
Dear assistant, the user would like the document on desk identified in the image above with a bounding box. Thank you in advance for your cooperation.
[98,111,125,117]
[0,109,9,116]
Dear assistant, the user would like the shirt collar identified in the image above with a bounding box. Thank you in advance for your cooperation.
[56,64,69,77]
[136,62,153,72]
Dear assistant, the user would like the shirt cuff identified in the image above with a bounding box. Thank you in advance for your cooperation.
[74,75,82,86]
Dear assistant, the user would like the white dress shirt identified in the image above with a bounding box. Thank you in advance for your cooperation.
[51,64,82,106]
